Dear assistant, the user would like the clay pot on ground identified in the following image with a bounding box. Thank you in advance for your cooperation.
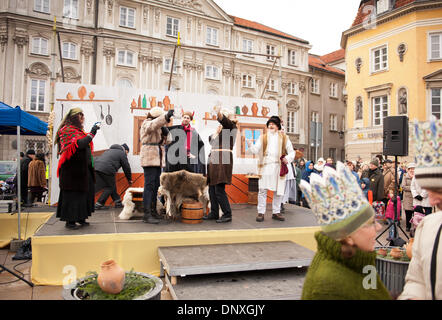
[406,238,414,259]
[377,248,387,257]
[390,247,403,259]
[251,103,258,116]
[97,260,126,295]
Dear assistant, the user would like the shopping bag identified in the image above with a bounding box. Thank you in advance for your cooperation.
[373,201,386,222]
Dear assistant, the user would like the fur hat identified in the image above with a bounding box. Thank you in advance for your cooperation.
[147,107,164,119]
[411,116,442,189]
[266,116,282,130]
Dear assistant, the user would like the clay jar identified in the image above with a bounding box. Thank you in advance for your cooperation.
[406,238,414,259]
[97,260,126,294]
[390,247,403,259]
[377,248,387,257]
[251,102,258,116]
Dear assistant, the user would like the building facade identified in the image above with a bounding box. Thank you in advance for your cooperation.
[308,53,346,162]
[0,0,312,160]
[342,0,442,162]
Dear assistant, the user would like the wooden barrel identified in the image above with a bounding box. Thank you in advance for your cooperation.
[181,201,204,224]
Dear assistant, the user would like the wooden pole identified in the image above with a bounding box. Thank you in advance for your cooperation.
[260,57,278,99]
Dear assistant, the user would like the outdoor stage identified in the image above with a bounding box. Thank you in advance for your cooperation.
[31,204,319,286]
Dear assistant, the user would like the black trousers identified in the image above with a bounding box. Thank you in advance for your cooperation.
[405,210,413,229]
[209,183,231,218]
[143,167,161,211]
[95,171,120,205]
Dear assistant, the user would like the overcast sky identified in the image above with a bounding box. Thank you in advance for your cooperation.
[213,0,361,56]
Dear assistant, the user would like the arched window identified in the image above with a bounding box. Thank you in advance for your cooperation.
[116,78,133,88]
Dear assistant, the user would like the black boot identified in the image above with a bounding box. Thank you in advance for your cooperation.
[143,208,160,224]
[280,204,285,213]
[114,200,123,208]
[203,212,218,220]
[216,214,232,223]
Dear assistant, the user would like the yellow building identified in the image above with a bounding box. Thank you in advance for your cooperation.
[341,0,442,162]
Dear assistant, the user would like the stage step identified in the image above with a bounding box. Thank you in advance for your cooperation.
[158,241,314,287]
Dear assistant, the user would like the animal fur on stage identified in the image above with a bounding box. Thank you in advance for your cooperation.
[158,170,210,219]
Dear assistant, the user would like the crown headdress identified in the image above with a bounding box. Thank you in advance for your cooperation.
[299,161,374,240]
[411,116,442,189]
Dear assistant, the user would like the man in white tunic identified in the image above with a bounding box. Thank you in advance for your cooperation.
[247,116,295,222]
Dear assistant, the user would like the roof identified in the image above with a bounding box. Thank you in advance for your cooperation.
[230,16,309,45]
[320,49,345,64]
[0,101,48,136]
[351,0,417,27]
[308,55,345,76]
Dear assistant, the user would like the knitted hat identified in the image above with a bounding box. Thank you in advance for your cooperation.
[299,161,375,240]
[148,107,164,119]
[266,116,281,130]
[370,158,379,167]
[121,143,129,152]
[26,149,35,155]
[411,116,442,189]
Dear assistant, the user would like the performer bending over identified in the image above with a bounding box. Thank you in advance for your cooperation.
[247,116,295,222]
[203,107,237,223]
[140,107,173,224]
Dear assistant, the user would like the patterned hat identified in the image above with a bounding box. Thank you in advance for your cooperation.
[147,107,164,119]
[411,116,442,189]
[299,161,374,240]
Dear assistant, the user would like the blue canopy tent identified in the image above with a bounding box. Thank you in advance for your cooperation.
[0,101,48,240]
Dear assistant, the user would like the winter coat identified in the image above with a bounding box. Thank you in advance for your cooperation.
[399,211,442,300]
[383,167,395,197]
[165,125,206,175]
[28,159,46,188]
[401,173,414,211]
[302,161,314,183]
[301,232,392,300]
[207,114,237,186]
[94,144,132,183]
[361,177,370,199]
[140,114,173,168]
[59,135,95,192]
[20,156,32,189]
[385,195,401,220]
[411,176,431,208]
[368,168,384,202]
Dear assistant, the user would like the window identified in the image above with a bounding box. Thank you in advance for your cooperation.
[62,42,77,60]
[164,58,178,73]
[329,114,338,131]
[372,45,388,73]
[431,88,441,119]
[30,79,45,112]
[120,7,135,28]
[242,39,253,54]
[166,17,179,37]
[329,83,338,98]
[429,33,442,60]
[376,0,390,15]
[311,112,319,123]
[372,95,389,126]
[329,148,337,161]
[238,124,266,158]
[288,50,297,66]
[34,0,49,13]
[63,0,78,19]
[341,149,346,162]
[311,79,320,94]
[205,65,219,80]
[287,110,298,134]
[206,27,218,46]
[287,82,298,95]
[242,75,253,88]
[117,78,133,88]
[31,37,48,55]
[266,44,276,61]
[117,50,135,67]
[342,116,346,131]
[266,79,277,92]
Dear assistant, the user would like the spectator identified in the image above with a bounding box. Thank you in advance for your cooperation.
[346,160,361,185]
[94,144,133,210]
[20,149,35,207]
[368,158,384,202]
[360,178,370,200]
[401,163,415,232]
[314,158,325,175]
[325,157,335,169]
[359,162,370,180]
[385,189,402,241]
[383,159,395,208]
[411,176,432,215]
[302,161,314,183]
[27,153,46,205]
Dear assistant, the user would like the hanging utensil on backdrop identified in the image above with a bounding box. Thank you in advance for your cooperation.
[61,104,64,120]
[100,104,104,120]
[105,104,113,125]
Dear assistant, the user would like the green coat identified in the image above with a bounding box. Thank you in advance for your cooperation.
[302,232,392,300]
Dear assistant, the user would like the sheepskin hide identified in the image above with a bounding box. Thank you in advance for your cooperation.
[118,187,144,220]
[158,170,210,219]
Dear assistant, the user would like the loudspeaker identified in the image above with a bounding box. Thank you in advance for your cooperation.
[383,116,409,156]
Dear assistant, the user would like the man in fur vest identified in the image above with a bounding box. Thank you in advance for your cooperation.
[247,116,295,222]
[165,110,206,175]
[140,107,174,224]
